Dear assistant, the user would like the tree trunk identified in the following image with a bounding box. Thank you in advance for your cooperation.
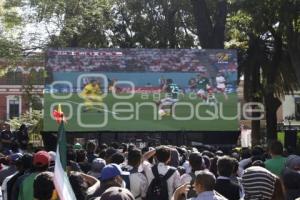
[264,30,283,141]
[191,0,227,48]
[283,0,300,84]
[166,10,177,48]
[190,0,214,48]
[213,0,227,48]
[288,50,300,84]
[243,35,263,145]
[265,95,281,141]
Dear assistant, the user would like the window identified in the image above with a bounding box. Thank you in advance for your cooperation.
[7,96,21,119]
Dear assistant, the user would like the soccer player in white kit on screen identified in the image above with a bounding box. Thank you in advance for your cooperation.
[216,72,228,100]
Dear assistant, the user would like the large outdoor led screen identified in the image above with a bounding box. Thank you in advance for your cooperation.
[44,49,238,132]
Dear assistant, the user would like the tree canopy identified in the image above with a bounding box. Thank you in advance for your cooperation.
[0,0,299,141]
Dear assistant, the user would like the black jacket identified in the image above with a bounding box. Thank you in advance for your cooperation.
[215,178,240,200]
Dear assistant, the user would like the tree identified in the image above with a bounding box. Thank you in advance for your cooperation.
[234,0,299,142]
[281,0,300,83]
[6,110,43,134]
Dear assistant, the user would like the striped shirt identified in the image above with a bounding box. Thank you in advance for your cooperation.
[241,166,276,200]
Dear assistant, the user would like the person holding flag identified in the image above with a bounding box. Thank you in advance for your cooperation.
[80,79,103,112]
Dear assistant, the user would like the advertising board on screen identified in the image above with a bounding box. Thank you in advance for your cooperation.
[44,49,238,132]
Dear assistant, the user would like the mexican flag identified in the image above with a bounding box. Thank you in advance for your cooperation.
[53,105,76,200]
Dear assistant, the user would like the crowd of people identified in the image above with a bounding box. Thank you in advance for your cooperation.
[46,49,237,73]
[0,128,299,200]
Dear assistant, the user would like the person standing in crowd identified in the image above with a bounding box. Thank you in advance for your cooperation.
[143,146,181,200]
[91,163,129,198]
[88,158,106,178]
[2,153,33,200]
[282,155,300,200]
[122,148,148,200]
[215,156,240,200]
[94,187,135,200]
[67,147,81,172]
[1,125,14,154]
[69,171,100,200]
[242,166,285,200]
[33,172,56,200]
[169,147,180,168]
[86,141,98,163]
[180,152,204,198]
[15,124,29,151]
[111,152,125,165]
[76,149,91,173]
[172,170,227,200]
[264,140,287,177]
[18,151,50,200]
[0,153,22,185]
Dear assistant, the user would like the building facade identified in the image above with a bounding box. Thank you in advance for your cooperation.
[0,66,44,122]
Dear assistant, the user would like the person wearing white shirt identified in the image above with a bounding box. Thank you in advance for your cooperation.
[142,146,181,200]
[123,149,148,200]
[215,73,228,100]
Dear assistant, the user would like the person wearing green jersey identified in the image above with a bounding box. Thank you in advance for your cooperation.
[196,73,210,101]
[157,79,179,117]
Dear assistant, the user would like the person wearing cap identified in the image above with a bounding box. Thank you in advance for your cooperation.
[88,158,106,178]
[282,155,300,200]
[18,151,50,200]
[91,163,129,198]
[0,153,22,185]
[95,187,134,200]
[74,142,82,150]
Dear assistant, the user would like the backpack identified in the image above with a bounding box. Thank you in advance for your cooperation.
[146,165,176,200]
[187,172,197,198]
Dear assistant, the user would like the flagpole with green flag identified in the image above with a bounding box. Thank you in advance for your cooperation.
[53,104,76,200]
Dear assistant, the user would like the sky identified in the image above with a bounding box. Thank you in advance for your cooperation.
[1,2,61,51]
